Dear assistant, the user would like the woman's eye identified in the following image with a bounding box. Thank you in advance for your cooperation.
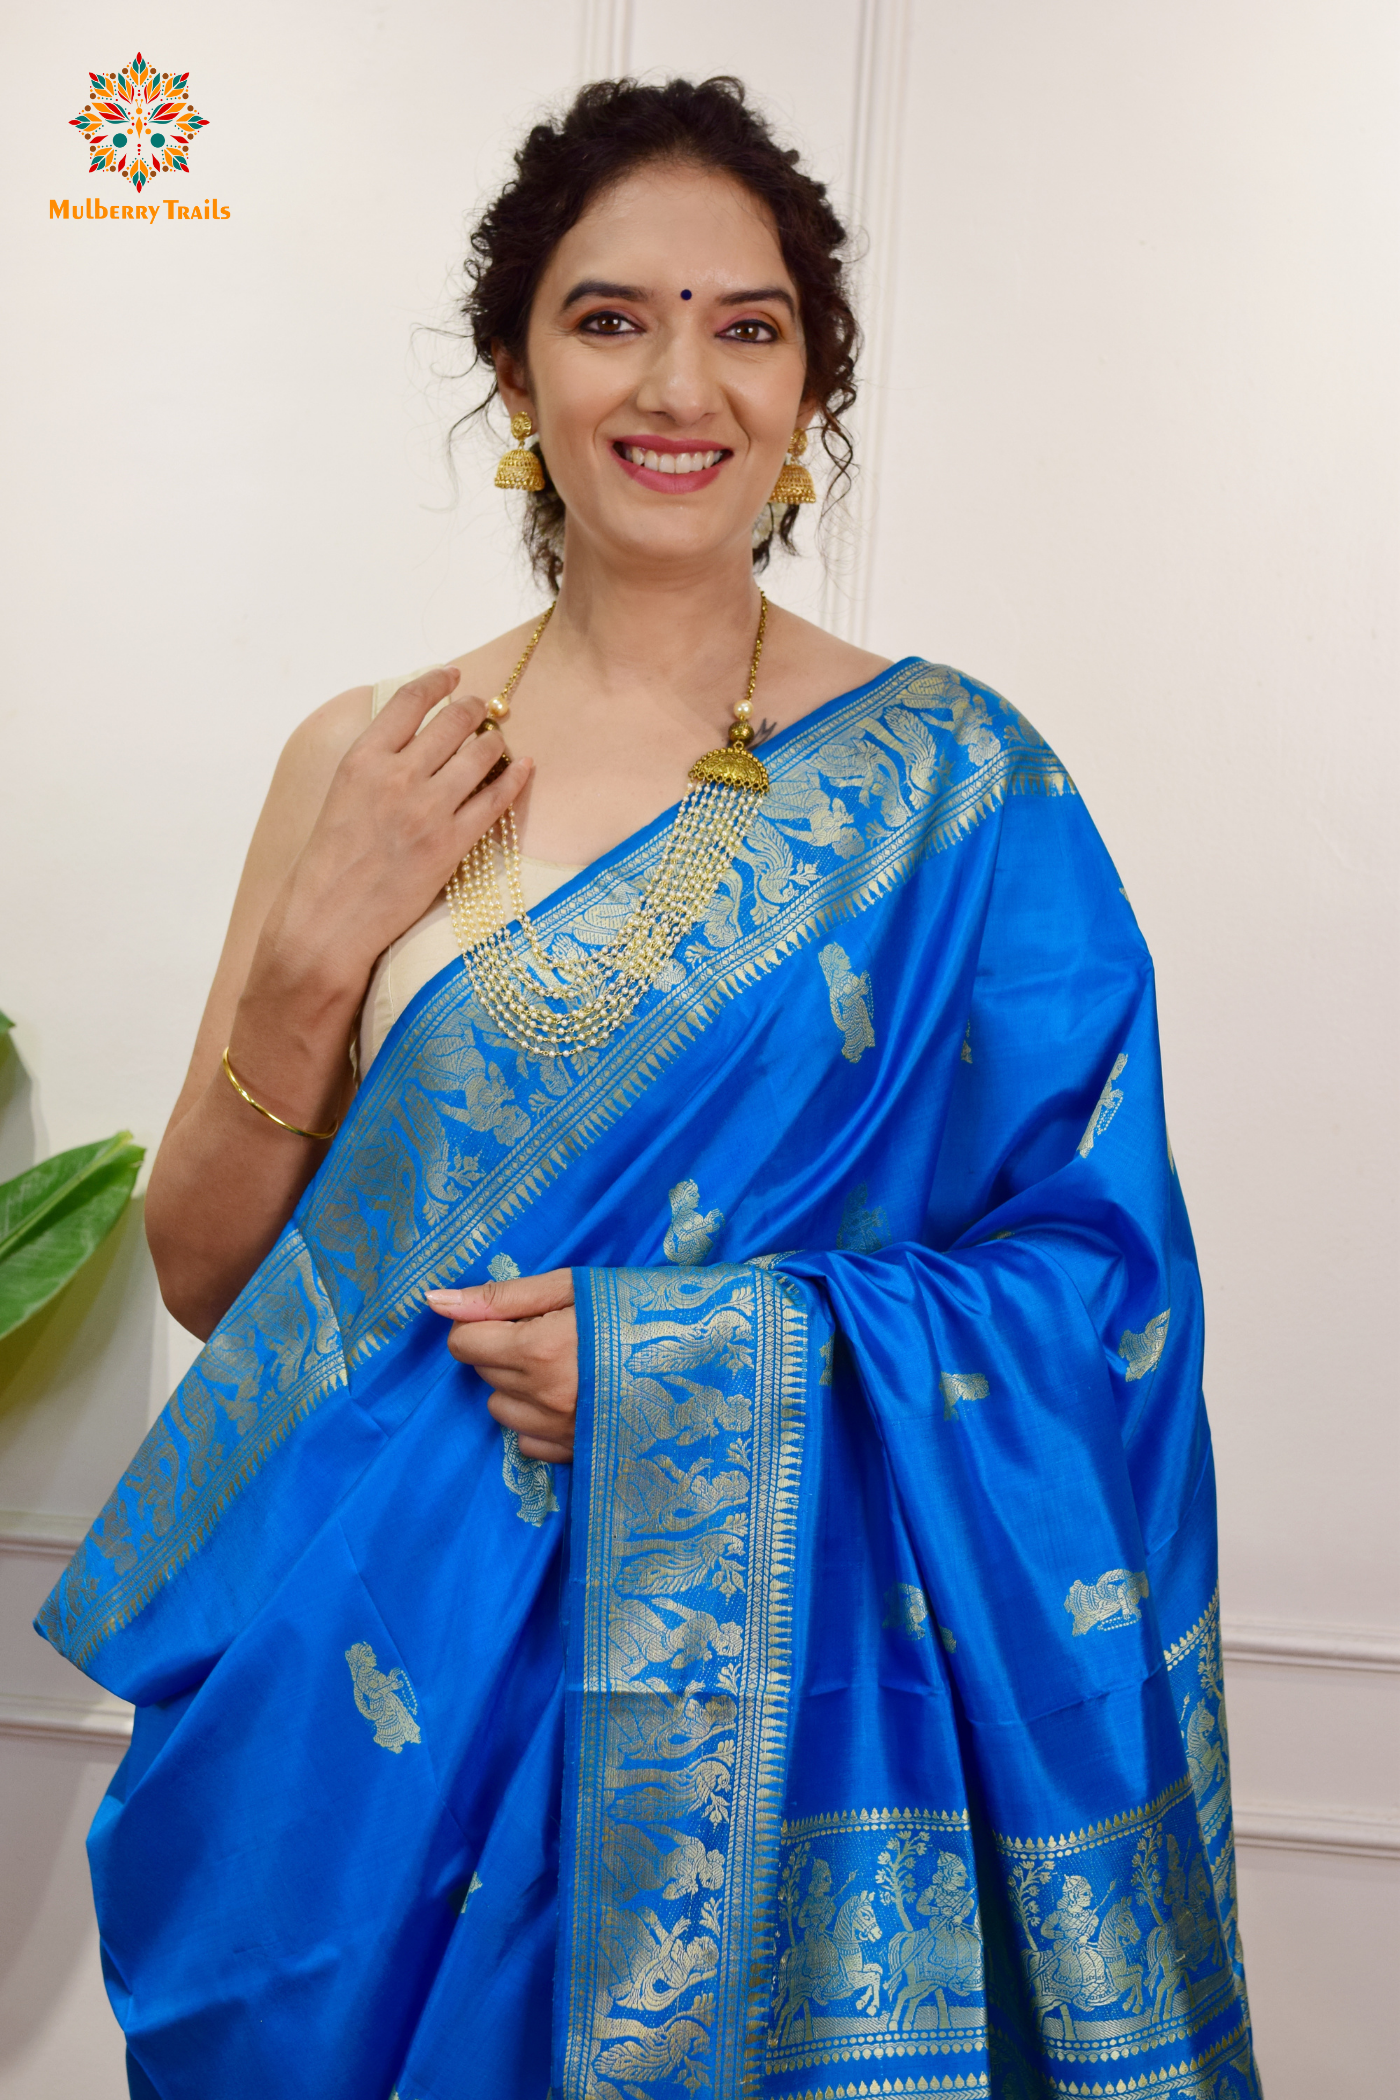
[722,319,779,343]
[579,311,639,336]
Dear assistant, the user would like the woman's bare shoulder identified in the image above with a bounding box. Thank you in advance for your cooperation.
[276,682,374,784]
[763,605,896,726]
[249,684,375,873]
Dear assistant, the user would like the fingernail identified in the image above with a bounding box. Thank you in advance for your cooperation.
[425,1287,470,1311]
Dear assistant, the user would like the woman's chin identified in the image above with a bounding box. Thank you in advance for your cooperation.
[569,497,760,573]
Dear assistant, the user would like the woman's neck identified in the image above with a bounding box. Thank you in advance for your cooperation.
[543,536,766,728]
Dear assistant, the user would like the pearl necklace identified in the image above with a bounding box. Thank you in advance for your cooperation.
[446,595,771,1059]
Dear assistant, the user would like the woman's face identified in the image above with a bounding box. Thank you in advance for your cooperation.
[498,161,812,578]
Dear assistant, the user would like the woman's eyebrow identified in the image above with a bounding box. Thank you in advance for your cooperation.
[560,278,649,309]
[720,286,797,317]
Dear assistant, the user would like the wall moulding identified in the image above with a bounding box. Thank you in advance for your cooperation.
[1233,1802,1400,1860]
[0,1510,90,1559]
[578,0,633,84]
[0,1691,133,1748]
[1221,1617,1400,1674]
[818,0,913,648]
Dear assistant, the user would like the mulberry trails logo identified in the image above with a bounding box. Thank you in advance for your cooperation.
[53,51,226,224]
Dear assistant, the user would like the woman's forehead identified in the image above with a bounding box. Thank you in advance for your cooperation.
[543,164,788,290]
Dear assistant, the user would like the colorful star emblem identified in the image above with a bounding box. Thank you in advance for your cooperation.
[70,52,208,194]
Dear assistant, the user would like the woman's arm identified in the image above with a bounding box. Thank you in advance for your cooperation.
[146,667,531,1339]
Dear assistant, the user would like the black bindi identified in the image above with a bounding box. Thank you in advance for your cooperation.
[680,288,692,300]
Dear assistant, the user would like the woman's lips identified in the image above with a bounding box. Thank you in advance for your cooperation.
[611,440,731,493]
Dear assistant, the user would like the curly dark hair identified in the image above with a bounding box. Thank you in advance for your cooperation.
[458,75,859,593]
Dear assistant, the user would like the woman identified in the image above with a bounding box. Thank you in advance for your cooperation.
[40,77,1260,2100]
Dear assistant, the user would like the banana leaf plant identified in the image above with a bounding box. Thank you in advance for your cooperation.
[0,1011,145,1342]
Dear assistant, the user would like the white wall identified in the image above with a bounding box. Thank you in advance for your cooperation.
[1,3,1395,2094]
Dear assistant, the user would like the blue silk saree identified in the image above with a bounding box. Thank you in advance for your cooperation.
[39,660,1261,2100]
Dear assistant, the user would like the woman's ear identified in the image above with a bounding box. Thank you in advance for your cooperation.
[493,343,532,421]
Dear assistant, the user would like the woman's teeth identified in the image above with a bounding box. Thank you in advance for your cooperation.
[624,447,725,474]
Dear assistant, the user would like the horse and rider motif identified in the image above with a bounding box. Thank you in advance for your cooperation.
[770,1783,1234,2059]
[769,1838,986,2045]
[1009,1808,1230,2043]
[771,1858,885,2043]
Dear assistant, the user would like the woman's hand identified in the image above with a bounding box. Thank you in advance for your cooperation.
[427,1269,578,1463]
[253,665,530,1005]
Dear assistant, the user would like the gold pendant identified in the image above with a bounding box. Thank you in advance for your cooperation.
[689,745,770,793]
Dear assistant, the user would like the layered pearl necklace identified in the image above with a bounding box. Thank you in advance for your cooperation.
[446,595,772,1060]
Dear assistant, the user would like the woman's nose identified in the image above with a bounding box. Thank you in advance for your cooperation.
[633,321,723,423]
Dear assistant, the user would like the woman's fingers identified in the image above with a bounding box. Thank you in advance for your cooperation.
[449,757,533,854]
[487,1389,572,1459]
[431,1274,578,1460]
[409,694,496,775]
[428,1268,574,1324]
[370,667,463,750]
[430,720,514,804]
[444,1310,577,1402]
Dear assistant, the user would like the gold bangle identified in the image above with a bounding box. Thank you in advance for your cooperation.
[221,1047,342,1143]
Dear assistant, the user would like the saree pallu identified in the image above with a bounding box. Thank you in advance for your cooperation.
[39,660,1262,2100]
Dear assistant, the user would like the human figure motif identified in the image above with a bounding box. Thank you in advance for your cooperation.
[344,1643,421,1755]
[886,1851,984,2031]
[798,1858,836,1944]
[1184,1699,1227,1803]
[1038,1875,1115,2009]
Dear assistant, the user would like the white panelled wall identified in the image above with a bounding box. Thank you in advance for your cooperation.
[1,2,1395,2094]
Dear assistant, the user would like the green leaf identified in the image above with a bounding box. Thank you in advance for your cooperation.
[0,1011,13,1038]
[0,1132,145,1340]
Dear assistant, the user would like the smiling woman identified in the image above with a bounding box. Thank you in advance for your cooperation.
[38,74,1261,2100]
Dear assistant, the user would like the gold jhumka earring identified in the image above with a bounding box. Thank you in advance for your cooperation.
[768,427,817,505]
[494,410,546,492]
[446,596,773,1060]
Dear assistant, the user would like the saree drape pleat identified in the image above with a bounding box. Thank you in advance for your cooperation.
[39,660,1261,2099]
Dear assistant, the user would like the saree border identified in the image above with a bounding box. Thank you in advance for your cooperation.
[775,2005,1258,2098]
[561,1264,808,2098]
[37,1230,346,1671]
